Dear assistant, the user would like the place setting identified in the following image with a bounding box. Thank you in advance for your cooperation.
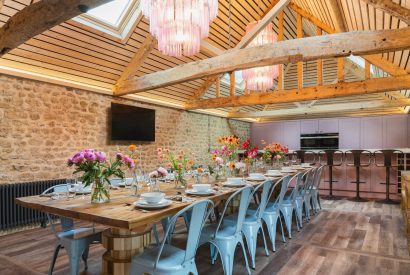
[133,192,172,210]
[222,177,248,188]
[185,184,217,196]
[264,169,284,178]
[245,173,267,183]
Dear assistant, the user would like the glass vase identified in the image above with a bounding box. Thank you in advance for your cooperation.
[91,178,110,204]
[174,170,187,189]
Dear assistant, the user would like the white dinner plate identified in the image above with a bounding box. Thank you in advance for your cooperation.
[223,181,247,187]
[133,199,172,209]
[68,187,91,194]
[265,173,283,177]
[185,189,216,196]
[246,177,266,181]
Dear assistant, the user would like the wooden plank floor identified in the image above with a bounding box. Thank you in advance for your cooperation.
[0,199,409,275]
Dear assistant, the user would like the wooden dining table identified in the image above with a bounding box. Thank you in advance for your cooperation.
[15,179,276,275]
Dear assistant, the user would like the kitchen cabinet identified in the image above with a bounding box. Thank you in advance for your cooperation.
[318,118,339,133]
[300,119,318,134]
[383,115,407,148]
[360,116,383,149]
[339,118,361,149]
[282,121,301,150]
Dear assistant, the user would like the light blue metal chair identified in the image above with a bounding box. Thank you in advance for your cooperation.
[199,186,253,275]
[43,184,102,275]
[224,180,273,269]
[280,171,308,237]
[309,166,324,214]
[262,175,291,251]
[300,168,317,222]
[130,199,214,275]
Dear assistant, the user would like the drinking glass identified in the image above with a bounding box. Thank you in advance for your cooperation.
[67,180,76,199]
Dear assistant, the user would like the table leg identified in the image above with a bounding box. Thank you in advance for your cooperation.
[102,225,152,275]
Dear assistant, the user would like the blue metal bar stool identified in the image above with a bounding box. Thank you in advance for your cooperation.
[319,149,344,200]
[373,149,404,204]
[42,184,102,275]
[345,150,372,202]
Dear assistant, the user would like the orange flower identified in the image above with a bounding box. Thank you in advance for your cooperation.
[228,162,235,169]
[212,154,217,161]
[128,144,137,151]
[133,159,139,164]
[188,159,194,165]
[197,167,204,173]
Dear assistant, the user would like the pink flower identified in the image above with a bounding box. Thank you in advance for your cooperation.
[122,155,135,169]
[95,151,106,162]
[84,151,96,161]
[215,157,224,166]
[69,152,84,165]
[157,148,163,153]
[157,167,168,177]
[149,171,159,178]
[275,155,281,159]
[177,163,183,169]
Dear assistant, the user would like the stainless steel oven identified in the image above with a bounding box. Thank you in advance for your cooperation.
[300,133,339,150]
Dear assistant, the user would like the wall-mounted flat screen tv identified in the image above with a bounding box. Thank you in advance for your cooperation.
[111,103,155,141]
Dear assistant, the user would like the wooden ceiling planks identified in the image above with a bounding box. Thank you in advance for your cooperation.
[0,0,408,119]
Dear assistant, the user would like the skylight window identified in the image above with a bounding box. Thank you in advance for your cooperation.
[87,0,131,27]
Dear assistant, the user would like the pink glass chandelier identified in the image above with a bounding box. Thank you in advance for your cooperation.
[242,21,279,91]
[141,0,218,57]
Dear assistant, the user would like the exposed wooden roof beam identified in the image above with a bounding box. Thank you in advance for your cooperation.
[327,0,348,32]
[361,0,410,25]
[0,0,114,56]
[290,2,409,76]
[114,34,156,88]
[114,27,410,96]
[0,1,4,12]
[189,0,290,100]
[228,98,410,118]
[185,74,410,109]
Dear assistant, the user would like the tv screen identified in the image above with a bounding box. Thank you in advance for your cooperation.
[111,103,155,141]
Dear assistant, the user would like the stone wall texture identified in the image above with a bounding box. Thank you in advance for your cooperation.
[0,75,250,184]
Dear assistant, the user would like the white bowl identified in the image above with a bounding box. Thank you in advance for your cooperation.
[267,170,281,174]
[227,177,242,184]
[141,192,165,204]
[249,173,265,180]
[301,163,311,167]
[192,184,211,192]
[281,167,292,172]
[124,178,134,185]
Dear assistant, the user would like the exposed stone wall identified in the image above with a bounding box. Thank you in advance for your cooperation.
[0,75,250,184]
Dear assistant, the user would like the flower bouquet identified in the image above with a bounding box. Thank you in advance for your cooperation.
[215,135,240,177]
[157,148,193,189]
[68,149,134,203]
[241,138,259,174]
[148,167,168,192]
[262,142,289,168]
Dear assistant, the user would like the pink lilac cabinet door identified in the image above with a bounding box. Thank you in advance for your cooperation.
[318,118,338,133]
[339,118,361,149]
[360,116,383,149]
[282,121,300,150]
[383,114,407,148]
[251,122,283,146]
[300,119,319,134]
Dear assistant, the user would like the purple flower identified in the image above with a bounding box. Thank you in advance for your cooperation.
[70,152,85,164]
[95,151,106,162]
[84,151,96,161]
[122,155,135,169]
[157,167,168,177]
[116,153,123,160]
